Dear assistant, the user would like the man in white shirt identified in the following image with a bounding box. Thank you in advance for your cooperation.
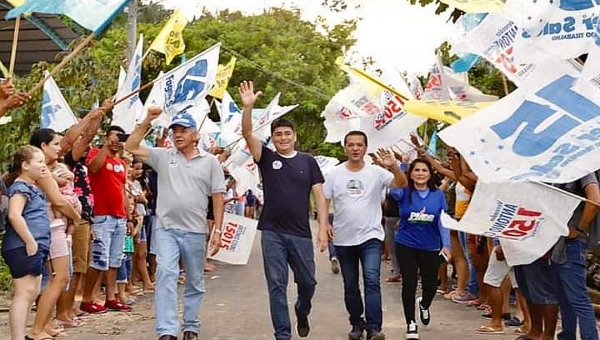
[324,131,406,340]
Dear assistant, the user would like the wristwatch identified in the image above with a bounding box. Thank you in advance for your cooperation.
[214,229,222,234]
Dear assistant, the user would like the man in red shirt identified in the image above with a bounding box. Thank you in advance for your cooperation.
[80,125,131,313]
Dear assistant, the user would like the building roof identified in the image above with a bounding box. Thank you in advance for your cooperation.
[0,1,78,75]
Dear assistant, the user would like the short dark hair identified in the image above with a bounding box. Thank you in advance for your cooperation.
[270,117,295,134]
[344,130,368,146]
[30,128,57,148]
[106,125,125,136]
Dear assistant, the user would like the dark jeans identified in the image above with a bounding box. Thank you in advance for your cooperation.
[335,238,383,333]
[396,243,441,324]
[554,238,599,340]
[261,230,317,340]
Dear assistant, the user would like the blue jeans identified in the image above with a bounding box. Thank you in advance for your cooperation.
[554,238,599,340]
[261,230,316,340]
[116,253,132,283]
[458,231,479,295]
[154,228,206,337]
[335,238,383,333]
[90,215,126,271]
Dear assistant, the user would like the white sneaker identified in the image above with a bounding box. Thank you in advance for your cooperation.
[406,321,419,339]
[416,296,430,326]
[330,257,340,274]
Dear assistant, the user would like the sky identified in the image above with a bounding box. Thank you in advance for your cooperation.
[153,0,457,75]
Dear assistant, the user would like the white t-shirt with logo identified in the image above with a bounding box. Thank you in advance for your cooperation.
[324,163,394,246]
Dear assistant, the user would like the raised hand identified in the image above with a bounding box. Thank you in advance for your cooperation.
[145,106,163,122]
[377,148,397,169]
[239,81,262,108]
[0,92,30,112]
[0,78,14,100]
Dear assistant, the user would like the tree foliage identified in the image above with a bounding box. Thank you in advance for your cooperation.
[1,6,355,169]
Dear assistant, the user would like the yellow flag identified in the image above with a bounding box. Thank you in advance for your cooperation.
[149,9,188,65]
[439,0,504,13]
[6,0,25,7]
[209,57,237,99]
[404,100,493,124]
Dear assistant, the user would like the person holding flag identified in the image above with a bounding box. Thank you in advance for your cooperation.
[125,106,225,340]
[239,80,329,340]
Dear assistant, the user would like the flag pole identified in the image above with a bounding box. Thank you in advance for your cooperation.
[28,33,96,96]
[8,17,21,78]
[109,78,156,109]
[500,74,509,97]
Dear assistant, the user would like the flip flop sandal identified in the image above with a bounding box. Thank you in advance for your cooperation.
[25,335,54,340]
[475,326,505,334]
[505,316,524,327]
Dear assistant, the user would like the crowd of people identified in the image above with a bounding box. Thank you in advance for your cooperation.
[0,77,599,340]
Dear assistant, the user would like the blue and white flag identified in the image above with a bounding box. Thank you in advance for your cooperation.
[112,35,144,133]
[41,71,78,133]
[502,0,600,63]
[574,21,600,103]
[6,0,131,36]
[158,43,220,115]
[451,13,579,88]
[217,91,243,145]
[438,58,600,184]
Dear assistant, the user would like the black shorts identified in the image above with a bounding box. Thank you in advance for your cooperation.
[2,246,49,279]
[207,196,214,221]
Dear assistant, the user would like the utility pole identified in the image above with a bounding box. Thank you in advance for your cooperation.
[126,0,137,61]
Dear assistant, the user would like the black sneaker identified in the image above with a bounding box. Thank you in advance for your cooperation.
[297,316,310,337]
[406,321,419,339]
[417,296,430,326]
[367,331,386,340]
[348,324,364,340]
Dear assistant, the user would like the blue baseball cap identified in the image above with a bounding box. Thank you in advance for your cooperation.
[169,111,197,130]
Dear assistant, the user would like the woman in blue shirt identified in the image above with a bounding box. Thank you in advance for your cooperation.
[390,158,451,340]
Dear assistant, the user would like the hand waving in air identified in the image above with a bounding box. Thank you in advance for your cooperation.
[239,81,262,108]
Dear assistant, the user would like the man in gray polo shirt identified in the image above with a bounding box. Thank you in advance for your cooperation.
[125,107,225,340]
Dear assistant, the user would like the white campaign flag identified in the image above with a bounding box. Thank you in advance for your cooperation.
[217,90,243,145]
[443,66,498,102]
[253,93,298,142]
[118,66,126,91]
[575,23,600,103]
[209,213,258,265]
[437,58,600,184]
[442,181,581,266]
[503,0,600,63]
[156,43,220,115]
[113,35,144,133]
[450,13,575,88]
[423,56,451,100]
[322,70,426,152]
[231,158,261,196]
[315,155,340,176]
[41,71,78,132]
[358,90,426,152]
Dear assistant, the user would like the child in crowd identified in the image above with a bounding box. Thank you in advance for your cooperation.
[1,146,51,340]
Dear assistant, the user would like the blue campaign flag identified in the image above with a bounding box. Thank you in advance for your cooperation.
[6,0,131,36]
[428,130,438,156]
[451,53,481,73]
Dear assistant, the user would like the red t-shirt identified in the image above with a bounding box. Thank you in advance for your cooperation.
[86,148,127,218]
